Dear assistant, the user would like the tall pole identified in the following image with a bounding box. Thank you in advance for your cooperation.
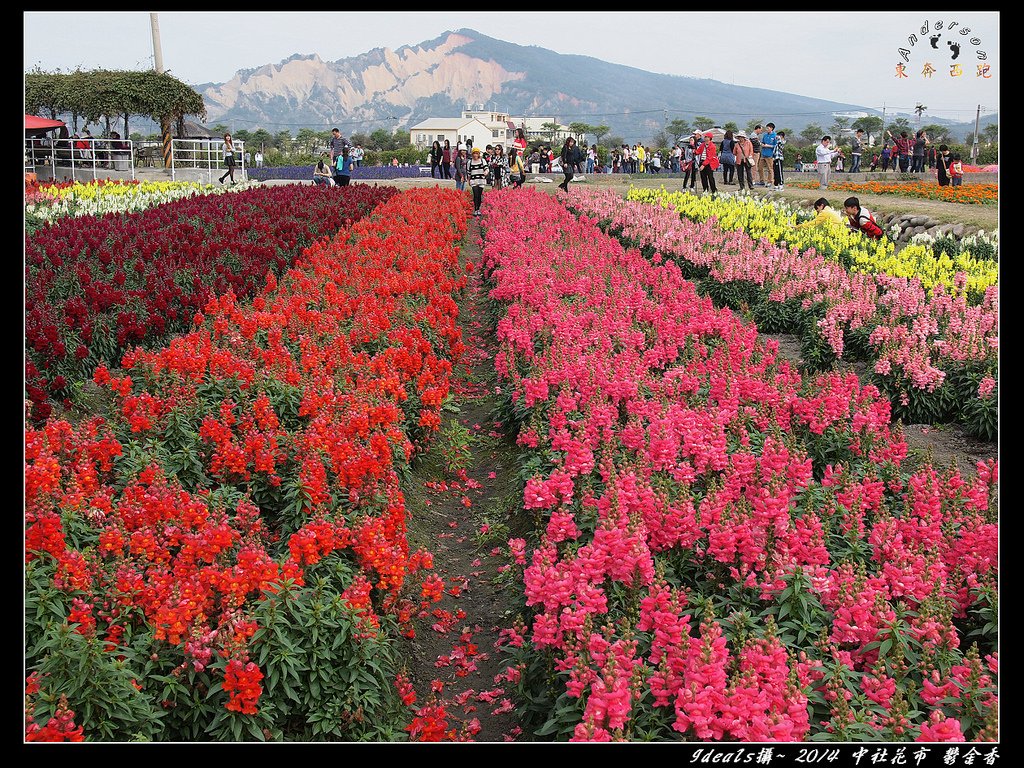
[880,103,886,147]
[971,104,982,163]
[151,13,172,169]
[150,13,164,73]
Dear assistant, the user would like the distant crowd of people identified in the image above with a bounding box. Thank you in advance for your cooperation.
[312,121,967,197]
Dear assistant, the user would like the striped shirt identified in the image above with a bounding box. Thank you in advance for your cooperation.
[468,158,488,187]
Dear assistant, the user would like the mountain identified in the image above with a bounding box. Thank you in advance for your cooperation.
[198,29,890,141]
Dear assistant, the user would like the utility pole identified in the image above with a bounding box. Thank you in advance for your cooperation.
[971,104,982,163]
[151,12,172,169]
[880,103,886,144]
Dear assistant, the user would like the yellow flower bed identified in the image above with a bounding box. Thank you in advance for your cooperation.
[626,187,997,298]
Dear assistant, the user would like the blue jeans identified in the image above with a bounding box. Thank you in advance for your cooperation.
[586,158,594,173]
[952,176,963,187]
[850,153,861,173]
[456,179,465,191]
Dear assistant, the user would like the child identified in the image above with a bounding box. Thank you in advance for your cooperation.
[843,197,885,239]
[795,197,844,230]
[869,153,880,172]
[950,153,964,187]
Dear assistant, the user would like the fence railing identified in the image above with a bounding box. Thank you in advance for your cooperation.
[170,139,245,183]
[26,138,136,182]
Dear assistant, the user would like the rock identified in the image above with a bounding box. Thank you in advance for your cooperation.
[952,223,965,237]
[909,215,927,226]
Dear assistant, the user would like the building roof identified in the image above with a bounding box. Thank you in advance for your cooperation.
[410,117,477,130]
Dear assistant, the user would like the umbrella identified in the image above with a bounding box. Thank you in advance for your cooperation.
[26,114,65,132]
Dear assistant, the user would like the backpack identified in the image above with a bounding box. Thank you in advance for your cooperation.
[855,210,884,239]
[750,135,761,153]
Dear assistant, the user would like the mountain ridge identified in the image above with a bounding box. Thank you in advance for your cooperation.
[196,28,992,142]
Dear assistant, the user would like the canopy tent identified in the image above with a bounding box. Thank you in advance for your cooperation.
[26,114,66,137]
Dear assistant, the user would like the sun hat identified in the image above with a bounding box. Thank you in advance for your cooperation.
[736,131,747,138]
[693,129,702,135]
[703,131,714,138]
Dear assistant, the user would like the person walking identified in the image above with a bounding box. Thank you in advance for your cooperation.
[467,146,488,216]
[429,140,443,179]
[850,128,864,174]
[720,130,736,185]
[558,137,581,191]
[697,131,719,194]
[815,135,840,190]
[880,143,892,172]
[441,139,453,179]
[734,130,755,190]
[218,132,236,184]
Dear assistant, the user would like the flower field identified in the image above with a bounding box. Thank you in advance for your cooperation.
[25,180,261,226]
[480,187,997,742]
[25,184,395,423]
[25,187,474,741]
[23,177,999,743]
[566,188,997,439]
[787,180,998,205]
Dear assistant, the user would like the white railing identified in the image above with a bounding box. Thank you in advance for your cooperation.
[170,138,245,183]
[26,138,136,182]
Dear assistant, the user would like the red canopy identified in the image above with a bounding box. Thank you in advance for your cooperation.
[25,114,65,131]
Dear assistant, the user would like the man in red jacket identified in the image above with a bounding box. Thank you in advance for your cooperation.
[697,131,719,194]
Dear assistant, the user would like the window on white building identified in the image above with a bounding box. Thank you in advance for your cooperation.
[492,130,500,138]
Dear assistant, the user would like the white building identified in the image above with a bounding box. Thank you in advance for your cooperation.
[411,109,585,151]
[410,118,493,152]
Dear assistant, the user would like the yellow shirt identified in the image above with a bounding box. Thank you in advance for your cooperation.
[794,206,844,230]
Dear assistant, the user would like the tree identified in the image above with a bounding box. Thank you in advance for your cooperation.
[852,115,884,145]
[591,124,611,146]
[801,123,825,146]
[26,68,206,165]
[982,123,999,145]
[830,115,851,139]
[914,103,927,128]
[887,117,912,136]
[541,121,561,144]
[568,122,593,142]
[667,119,691,142]
[746,119,761,134]
[295,127,322,157]
[603,135,624,150]
[273,130,293,151]
[692,115,715,131]
[651,130,672,150]
[723,121,739,133]
[920,123,950,143]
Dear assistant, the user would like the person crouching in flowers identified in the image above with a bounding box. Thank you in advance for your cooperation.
[794,197,843,230]
[843,196,885,239]
[313,152,335,186]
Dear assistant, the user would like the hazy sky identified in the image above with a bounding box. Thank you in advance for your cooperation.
[24,11,1000,124]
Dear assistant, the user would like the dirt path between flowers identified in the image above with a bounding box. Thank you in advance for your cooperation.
[399,218,529,742]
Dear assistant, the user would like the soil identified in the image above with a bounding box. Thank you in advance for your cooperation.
[399,217,528,742]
